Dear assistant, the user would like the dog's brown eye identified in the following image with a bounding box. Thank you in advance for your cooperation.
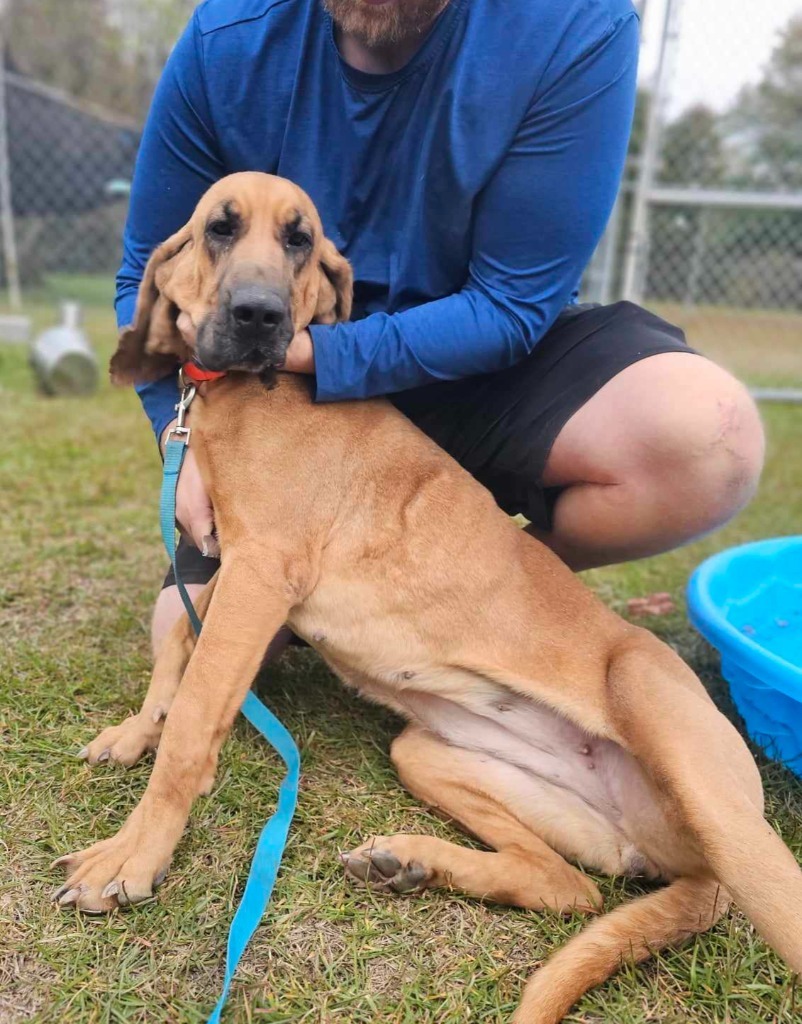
[286,230,312,250]
[209,220,234,238]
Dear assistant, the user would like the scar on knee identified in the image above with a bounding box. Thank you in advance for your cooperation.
[712,397,747,455]
[708,395,762,505]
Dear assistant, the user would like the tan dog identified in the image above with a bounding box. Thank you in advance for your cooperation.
[54,173,802,1023]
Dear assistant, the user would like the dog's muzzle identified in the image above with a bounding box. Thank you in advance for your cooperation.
[196,284,294,371]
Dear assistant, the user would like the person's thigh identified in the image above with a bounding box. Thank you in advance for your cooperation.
[391,301,696,529]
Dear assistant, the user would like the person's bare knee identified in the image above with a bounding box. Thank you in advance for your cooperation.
[539,353,765,568]
[621,359,764,533]
[684,369,764,520]
[152,584,208,657]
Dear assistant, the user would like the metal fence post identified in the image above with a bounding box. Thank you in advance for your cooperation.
[0,36,22,310]
[622,0,683,304]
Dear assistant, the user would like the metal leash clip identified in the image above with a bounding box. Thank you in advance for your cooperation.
[166,380,197,446]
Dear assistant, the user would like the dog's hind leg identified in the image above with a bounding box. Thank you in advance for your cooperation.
[511,627,801,1024]
[342,724,602,914]
[607,628,802,974]
[80,573,220,767]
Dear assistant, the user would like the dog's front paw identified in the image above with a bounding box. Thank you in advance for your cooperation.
[78,710,166,768]
[51,817,170,913]
[341,836,432,894]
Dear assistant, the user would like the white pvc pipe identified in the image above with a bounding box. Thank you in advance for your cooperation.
[750,388,802,405]
[0,44,21,310]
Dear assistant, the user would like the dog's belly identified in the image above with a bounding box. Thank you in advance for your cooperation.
[290,624,679,877]
[444,690,703,875]
[289,594,693,879]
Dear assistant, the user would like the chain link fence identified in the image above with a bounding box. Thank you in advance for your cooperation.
[3,0,801,383]
[0,0,193,303]
[587,0,802,385]
[2,71,139,288]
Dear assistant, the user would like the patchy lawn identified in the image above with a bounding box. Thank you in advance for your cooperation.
[1,291,801,1024]
[652,302,802,389]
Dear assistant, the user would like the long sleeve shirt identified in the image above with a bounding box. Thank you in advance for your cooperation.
[115,0,639,440]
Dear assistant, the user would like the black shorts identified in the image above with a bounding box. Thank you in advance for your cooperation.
[163,300,693,590]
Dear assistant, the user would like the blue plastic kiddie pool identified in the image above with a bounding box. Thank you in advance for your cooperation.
[687,537,802,778]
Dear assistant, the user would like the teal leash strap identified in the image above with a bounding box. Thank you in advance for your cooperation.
[160,408,300,1024]
[160,438,203,634]
[207,693,300,1024]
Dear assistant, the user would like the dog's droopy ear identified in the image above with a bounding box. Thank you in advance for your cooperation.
[313,237,354,325]
[110,225,194,385]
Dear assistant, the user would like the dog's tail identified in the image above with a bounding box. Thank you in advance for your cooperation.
[512,876,728,1024]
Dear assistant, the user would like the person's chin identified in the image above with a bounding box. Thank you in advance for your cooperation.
[323,0,403,46]
[324,0,449,46]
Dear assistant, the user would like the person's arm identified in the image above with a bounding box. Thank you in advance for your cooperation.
[114,12,223,550]
[115,10,224,442]
[310,12,639,401]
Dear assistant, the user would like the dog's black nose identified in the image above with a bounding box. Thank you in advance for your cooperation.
[229,287,287,334]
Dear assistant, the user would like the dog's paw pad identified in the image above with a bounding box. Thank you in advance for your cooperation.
[50,832,169,914]
[340,844,429,894]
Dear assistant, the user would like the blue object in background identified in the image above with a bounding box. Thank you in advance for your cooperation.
[687,537,802,779]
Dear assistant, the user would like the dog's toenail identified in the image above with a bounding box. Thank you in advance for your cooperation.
[101,881,119,900]
[58,887,82,906]
[97,750,111,764]
[152,707,166,724]
[154,869,167,888]
[77,747,89,759]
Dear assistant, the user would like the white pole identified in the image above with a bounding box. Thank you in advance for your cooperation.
[622,0,682,304]
[0,35,21,310]
[599,187,625,304]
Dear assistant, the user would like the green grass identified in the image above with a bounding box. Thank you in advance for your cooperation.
[19,273,118,311]
[652,302,802,389]
[1,295,801,1024]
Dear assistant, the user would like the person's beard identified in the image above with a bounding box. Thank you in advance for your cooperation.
[322,0,451,47]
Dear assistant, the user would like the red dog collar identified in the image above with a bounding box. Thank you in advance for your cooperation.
[182,362,227,384]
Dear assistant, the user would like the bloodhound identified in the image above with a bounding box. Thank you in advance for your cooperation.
[54,173,802,1023]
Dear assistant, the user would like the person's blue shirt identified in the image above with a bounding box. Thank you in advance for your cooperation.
[116,0,639,441]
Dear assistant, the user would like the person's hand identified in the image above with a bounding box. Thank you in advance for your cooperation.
[177,311,197,345]
[284,328,315,374]
[176,312,313,374]
[160,419,219,556]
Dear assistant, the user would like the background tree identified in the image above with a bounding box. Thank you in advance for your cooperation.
[726,14,802,189]
[660,104,726,188]
[3,0,196,119]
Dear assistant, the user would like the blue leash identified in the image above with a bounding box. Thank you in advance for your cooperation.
[161,390,300,1024]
